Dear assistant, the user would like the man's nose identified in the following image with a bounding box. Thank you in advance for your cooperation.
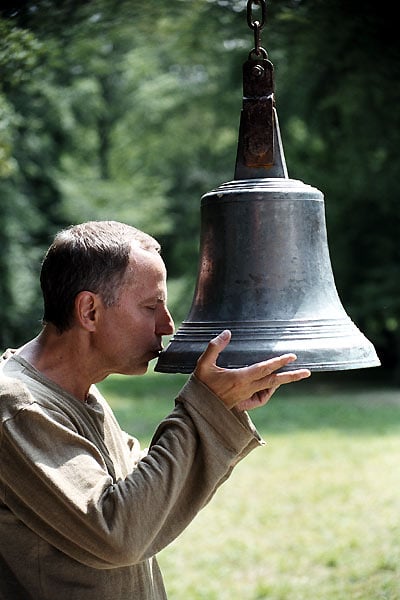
[157,306,175,336]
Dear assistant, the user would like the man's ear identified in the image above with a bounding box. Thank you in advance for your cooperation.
[75,291,101,332]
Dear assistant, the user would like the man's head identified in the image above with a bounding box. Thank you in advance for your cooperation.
[40,220,161,333]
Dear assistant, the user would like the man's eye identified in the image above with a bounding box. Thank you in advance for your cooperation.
[146,306,156,311]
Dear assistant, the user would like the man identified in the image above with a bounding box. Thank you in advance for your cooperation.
[0,221,310,600]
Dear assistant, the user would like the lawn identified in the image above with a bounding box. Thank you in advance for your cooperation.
[98,369,400,599]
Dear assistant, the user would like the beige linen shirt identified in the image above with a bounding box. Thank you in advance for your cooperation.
[0,352,264,599]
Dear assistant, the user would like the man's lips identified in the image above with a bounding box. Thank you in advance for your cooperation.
[150,347,163,358]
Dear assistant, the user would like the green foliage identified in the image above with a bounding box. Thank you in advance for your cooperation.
[0,17,59,347]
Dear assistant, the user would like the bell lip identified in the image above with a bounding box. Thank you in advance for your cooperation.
[155,346,381,374]
[154,356,381,374]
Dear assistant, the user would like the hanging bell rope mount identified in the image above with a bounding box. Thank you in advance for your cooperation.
[235,0,288,179]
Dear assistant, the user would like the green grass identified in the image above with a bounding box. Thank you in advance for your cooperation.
[98,370,400,599]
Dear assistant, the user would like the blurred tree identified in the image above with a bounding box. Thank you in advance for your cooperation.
[0,17,58,347]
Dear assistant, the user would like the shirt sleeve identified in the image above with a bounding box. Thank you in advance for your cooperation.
[0,375,264,570]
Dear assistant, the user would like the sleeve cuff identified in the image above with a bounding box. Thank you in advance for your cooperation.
[176,374,265,455]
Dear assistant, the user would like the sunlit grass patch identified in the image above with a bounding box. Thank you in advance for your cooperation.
[158,429,400,599]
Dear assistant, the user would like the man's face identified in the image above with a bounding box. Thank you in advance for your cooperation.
[95,247,174,377]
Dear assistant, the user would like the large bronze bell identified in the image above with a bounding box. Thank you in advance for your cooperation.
[155,3,380,374]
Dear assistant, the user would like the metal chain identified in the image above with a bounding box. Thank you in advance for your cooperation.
[246,0,267,57]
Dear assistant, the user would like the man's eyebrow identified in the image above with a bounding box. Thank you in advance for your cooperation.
[142,295,166,303]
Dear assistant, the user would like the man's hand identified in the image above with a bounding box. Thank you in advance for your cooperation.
[194,330,311,411]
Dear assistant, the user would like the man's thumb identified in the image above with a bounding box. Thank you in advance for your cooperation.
[215,329,231,345]
[196,330,232,369]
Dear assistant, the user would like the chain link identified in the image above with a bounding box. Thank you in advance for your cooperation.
[246,0,267,57]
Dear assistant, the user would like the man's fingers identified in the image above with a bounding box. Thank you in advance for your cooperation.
[248,353,298,379]
[257,368,310,393]
[235,387,277,412]
[252,357,311,392]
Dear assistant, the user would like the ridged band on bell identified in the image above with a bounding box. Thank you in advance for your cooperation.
[155,178,380,373]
